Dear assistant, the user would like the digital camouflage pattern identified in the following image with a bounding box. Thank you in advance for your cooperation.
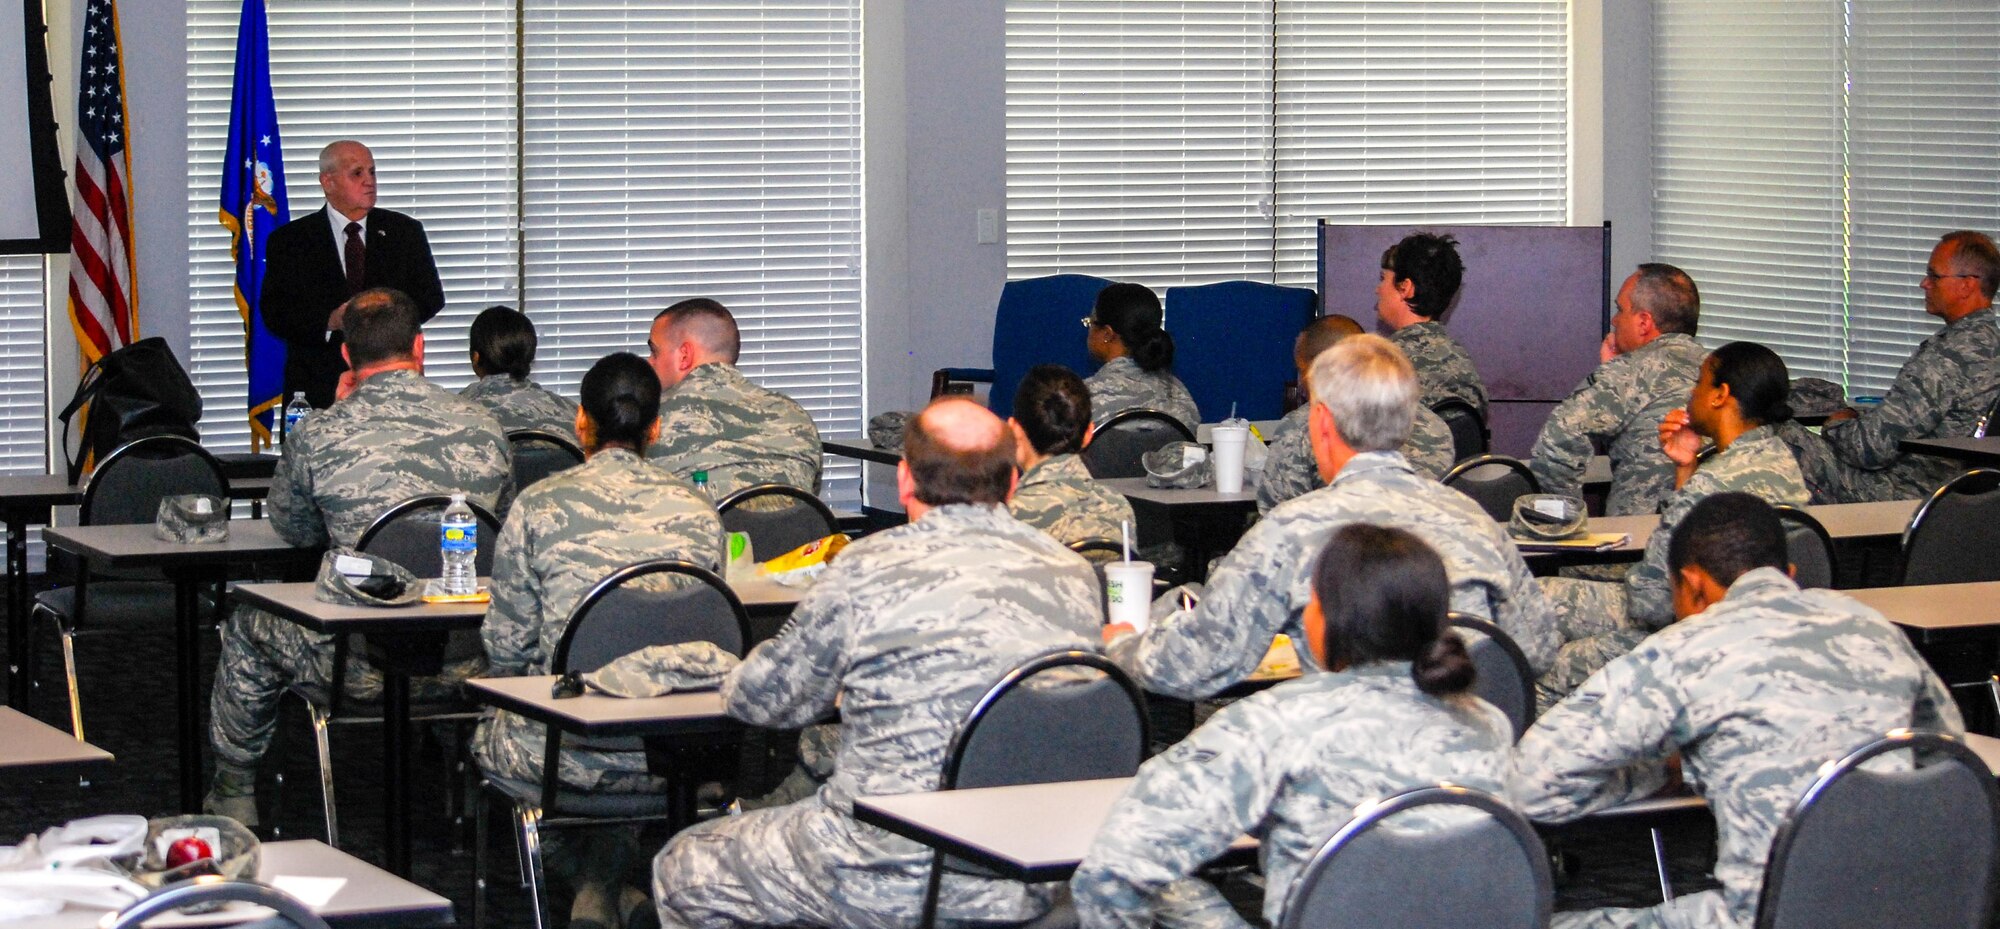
[1780,307,2000,503]
[460,373,578,439]
[1530,333,1709,516]
[1514,568,1963,929]
[651,503,1101,929]
[210,369,514,768]
[581,642,740,698]
[1072,665,1513,929]
[1256,402,1456,515]
[472,448,726,791]
[1389,321,1487,416]
[1109,451,1559,700]
[1536,426,1809,711]
[1008,452,1136,547]
[647,362,823,501]
[1085,355,1202,434]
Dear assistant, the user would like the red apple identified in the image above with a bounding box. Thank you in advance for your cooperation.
[165,837,214,869]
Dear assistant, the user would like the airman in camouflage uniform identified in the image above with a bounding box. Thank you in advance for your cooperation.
[646,299,822,501]
[1085,355,1202,434]
[1779,232,2000,503]
[471,447,725,792]
[1377,232,1485,417]
[1256,401,1455,515]
[1513,495,1962,929]
[460,373,578,438]
[652,399,1101,929]
[1389,322,1487,416]
[1009,452,1135,547]
[1530,265,1709,515]
[1072,666,1513,929]
[207,292,513,821]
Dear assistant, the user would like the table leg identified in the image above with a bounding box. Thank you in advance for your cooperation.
[175,578,201,812]
[382,670,413,877]
[6,517,24,707]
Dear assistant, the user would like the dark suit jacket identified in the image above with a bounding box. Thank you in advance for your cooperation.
[260,206,444,407]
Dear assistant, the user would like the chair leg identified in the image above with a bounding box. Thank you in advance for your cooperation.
[1987,675,2000,723]
[308,703,340,847]
[59,626,84,743]
[517,804,552,929]
[1649,827,1675,902]
[474,787,491,929]
[919,848,945,929]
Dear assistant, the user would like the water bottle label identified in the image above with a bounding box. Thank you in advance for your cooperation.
[441,524,477,553]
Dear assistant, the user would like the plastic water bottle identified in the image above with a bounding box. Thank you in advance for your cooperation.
[282,392,311,443]
[440,493,478,595]
[692,470,710,499]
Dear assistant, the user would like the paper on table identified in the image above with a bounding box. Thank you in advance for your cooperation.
[1514,532,1630,553]
[267,876,345,908]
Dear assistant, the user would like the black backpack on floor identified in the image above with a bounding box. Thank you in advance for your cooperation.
[58,337,203,483]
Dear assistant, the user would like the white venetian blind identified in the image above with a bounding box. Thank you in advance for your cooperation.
[0,256,46,474]
[1845,0,2000,390]
[184,1,518,451]
[1271,0,1570,284]
[1654,0,1845,380]
[520,1,865,503]
[1004,0,1276,284]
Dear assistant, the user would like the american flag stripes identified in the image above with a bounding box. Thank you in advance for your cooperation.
[66,0,137,365]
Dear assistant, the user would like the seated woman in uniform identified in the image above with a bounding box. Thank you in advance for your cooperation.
[1006,364,1136,549]
[1070,524,1514,929]
[1083,282,1202,433]
[460,304,578,437]
[472,351,726,929]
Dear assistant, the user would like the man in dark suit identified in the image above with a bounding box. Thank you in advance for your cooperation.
[261,140,444,407]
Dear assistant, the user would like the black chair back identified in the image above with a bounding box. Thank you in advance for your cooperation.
[506,430,585,490]
[1756,730,1999,929]
[1431,399,1488,462]
[715,484,841,560]
[551,559,752,674]
[357,494,503,578]
[111,879,331,929]
[1900,469,2000,585]
[81,435,230,526]
[1441,454,1540,523]
[1772,505,1837,590]
[1447,614,1535,740]
[1278,785,1552,929]
[1081,409,1196,479]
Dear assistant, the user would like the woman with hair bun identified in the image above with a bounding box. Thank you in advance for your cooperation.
[1071,523,1513,929]
[473,351,726,929]
[1538,340,1810,710]
[1082,282,1202,432]
[460,305,578,437]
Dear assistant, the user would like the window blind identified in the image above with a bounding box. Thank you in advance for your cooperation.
[0,256,46,474]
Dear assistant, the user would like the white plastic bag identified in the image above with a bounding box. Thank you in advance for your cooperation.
[0,815,150,920]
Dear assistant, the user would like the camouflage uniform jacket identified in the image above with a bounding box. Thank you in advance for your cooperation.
[459,373,577,439]
[1072,665,1513,929]
[646,361,823,500]
[1529,333,1708,516]
[476,448,726,790]
[1389,321,1487,416]
[1817,306,2000,500]
[719,503,1101,923]
[1622,426,1808,628]
[1111,451,1559,699]
[1008,453,1136,547]
[1256,402,1457,515]
[1085,356,1202,434]
[1511,568,1963,928]
[271,368,513,549]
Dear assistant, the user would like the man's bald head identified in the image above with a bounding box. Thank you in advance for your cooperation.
[903,397,1017,506]
[1295,315,1366,372]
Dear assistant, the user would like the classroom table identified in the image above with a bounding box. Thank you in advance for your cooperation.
[823,439,903,467]
[0,474,274,707]
[1850,580,2000,646]
[41,520,316,812]
[0,705,112,774]
[16,839,453,929]
[1516,498,1919,570]
[1100,478,1258,581]
[1898,436,2000,468]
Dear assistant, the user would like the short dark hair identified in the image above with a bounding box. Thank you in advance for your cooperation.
[1632,263,1701,336]
[340,288,423,368]
[1013,365,1093,456]
[903,400,1017,506]
[1707,341,1792,426]
[469,305,538,380]
[1294,315,1365,370]
[1666,492,1789,588]
[1091,283,1176,373]
[1382,233,1465,320]
[1942,230,2000,300]
[1310,523,1475,696]
[579,352,659,452]
[654,298,742,363]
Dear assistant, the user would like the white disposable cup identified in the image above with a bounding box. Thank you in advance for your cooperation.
[1211,424,1249,493]
[1104,561,1156,631]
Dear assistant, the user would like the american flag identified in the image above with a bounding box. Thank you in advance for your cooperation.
[67,0,137,364]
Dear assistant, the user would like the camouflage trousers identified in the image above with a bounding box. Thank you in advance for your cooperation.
[1145,877,1256,929]
[1773,421,1897,505]
[208,605,483,768]
[472,708,664,794]
[652,797,1050,929]
[1554,889,1738,929]
[1534,578,1647,713]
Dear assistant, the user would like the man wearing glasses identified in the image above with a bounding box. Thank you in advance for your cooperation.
[1780,230,2000,503]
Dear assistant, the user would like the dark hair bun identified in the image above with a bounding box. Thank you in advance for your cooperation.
[1130,327,1176,373]
[1412,631,1477,696]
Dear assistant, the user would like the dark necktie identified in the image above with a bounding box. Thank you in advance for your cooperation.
[343,221,366,295]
